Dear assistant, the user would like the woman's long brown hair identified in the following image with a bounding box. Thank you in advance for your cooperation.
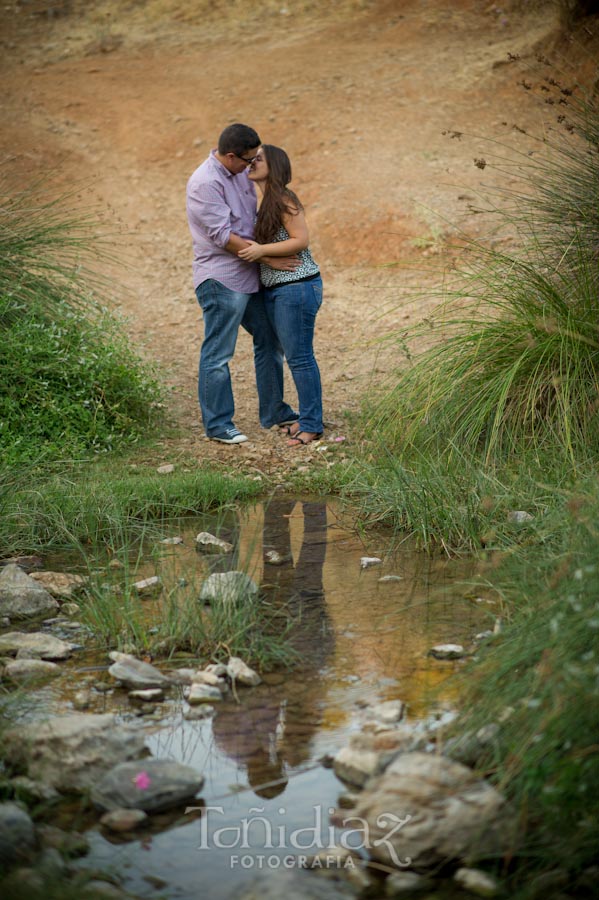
[254,145,303,244]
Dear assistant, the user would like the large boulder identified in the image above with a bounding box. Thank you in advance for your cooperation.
[199,571,258,605]
[107,651,170,689]
[91,759,204,813]
[0,564,59,619]
[3,714,146,793]
[350,752,510,870]
[0,631,76,660]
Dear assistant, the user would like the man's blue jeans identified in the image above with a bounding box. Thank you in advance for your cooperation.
[195,279,297,435]
[263,276,324,434]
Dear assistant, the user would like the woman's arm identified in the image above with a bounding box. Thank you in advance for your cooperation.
[238,209,309,262]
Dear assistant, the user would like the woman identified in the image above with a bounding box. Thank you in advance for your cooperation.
[238,145,323,447]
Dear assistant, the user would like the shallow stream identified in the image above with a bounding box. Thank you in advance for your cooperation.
[13,497,495,899]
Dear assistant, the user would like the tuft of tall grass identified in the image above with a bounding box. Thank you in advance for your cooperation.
[448,484,599,892]
[0,461,262,554]
[0,176,162,463]
[365,90,599,474]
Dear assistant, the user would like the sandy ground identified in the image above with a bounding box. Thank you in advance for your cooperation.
[1,0,597,477]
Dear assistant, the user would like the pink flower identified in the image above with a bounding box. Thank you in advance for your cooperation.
[134,771,151,790]
[333,436,346,443]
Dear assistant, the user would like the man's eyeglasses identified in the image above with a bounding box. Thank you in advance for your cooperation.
[232,152,257,165]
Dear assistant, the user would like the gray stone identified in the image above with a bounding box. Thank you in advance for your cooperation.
[385,870,431,895]
[10,775,60,804]
[73,689,92,710]
[507,510,534,523]
[0,802,36,868]
[187,682,223,704]
[195,531,234,554]
[184,705,215,720]
[0,564,59,619]
[0,631,76,660]
[128,688,165,702]
[4,658,62,681]
[227,655,261,686]
[132,575,162,598]
[352,752,510,870]
[29,571,87,599]
[100,808,149,832]
[108,651,170,689]
[360,556,382,568]
[429,643,466,660]
[3,714,146,792]
[333,745,381,788]
[369,699,405,724]
[199,571,258,604]
[454,867,499,896]
[91,758,204,813]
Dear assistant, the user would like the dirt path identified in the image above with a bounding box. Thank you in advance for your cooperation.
[2,0,597,478]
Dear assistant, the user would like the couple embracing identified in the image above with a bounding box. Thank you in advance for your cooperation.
[186,123,323,448]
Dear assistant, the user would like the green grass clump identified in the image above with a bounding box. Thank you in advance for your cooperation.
[0,179,161,464]
[450,487,599,893]
[0,461,262,554]
[365,92,599,471]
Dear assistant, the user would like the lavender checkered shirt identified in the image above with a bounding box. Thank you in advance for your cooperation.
[186,150,259,293]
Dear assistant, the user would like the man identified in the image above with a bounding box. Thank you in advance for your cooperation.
[186,123,298,443]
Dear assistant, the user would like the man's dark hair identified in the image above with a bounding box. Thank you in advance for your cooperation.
[218,123,261,156]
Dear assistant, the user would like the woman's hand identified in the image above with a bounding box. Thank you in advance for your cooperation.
[238,241,264,262]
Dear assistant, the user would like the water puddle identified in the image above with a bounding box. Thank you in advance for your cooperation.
[8,498,494,898]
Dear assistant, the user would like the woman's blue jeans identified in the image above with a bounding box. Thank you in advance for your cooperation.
[263,276,324,434]
[196,279,297,435]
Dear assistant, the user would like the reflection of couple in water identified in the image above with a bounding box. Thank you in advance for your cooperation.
[211,499,333,799]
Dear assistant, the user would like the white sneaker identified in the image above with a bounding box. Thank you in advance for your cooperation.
[208,428,248,444]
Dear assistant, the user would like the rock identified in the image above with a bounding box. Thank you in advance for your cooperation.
[385,870,432,895]
[444,723,500,768]
[352,752,510,870]
[3,714,146,792]
[429,643,466,660]
[156,464,175,474]
[0,802,36,868]
[184,705,215,720]
[205,663,228,677]
[360,557,382,568]
[333,745,381,788]
[61,602,81,616]
[264,550,292,566]
[10,775,60,804]
[378,575,403,582]
[369,700,405,724]
[91,759,204,813]
[199,571,258,604]
[128,688,165,702]
[454,867,499,896]
[108,651,170,689]
[227,656,261,686]
[0,564,59,619]
[195,531,234,554]
[4,658,62,681]
[160,536,184,545]
[0,631,76,660]
[132,575,162,598]
[73,689,92,710]
[507,510,534,523]
[168,667,196,685]
[100,808,149,832]
[29,571,86,599]
[187,683,223,704]
[191,670,228,691]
